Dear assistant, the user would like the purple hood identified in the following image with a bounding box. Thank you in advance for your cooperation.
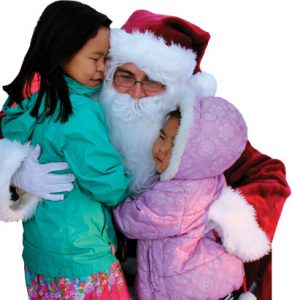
[161,96,248,181]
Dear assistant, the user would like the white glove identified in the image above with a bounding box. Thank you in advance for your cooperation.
[11,144,75,201]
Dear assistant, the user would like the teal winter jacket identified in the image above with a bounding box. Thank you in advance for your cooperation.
[1,77,130,277]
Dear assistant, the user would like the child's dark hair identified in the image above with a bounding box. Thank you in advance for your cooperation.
[165,109,181,123]
[3,0,111,122]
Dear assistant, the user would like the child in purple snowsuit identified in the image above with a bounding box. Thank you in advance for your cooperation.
[114,93,263,299]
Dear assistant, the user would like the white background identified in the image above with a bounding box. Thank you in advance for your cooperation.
[0,0,291,299]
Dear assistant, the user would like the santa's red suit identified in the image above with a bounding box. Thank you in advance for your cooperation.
[224,141,290,298]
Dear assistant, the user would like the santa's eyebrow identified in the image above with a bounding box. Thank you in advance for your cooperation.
[116,68,134,76]
[116,68,150,80]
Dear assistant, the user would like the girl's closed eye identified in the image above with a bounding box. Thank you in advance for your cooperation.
[90,53,102,62]
[159,129,166,140]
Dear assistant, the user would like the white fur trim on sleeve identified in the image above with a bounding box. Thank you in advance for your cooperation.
[208,186,270,262]
[0,139,40,222]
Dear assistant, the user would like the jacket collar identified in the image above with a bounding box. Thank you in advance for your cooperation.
[65,76,102,97]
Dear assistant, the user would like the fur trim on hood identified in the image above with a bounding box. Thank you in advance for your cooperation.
[161,95,248,181]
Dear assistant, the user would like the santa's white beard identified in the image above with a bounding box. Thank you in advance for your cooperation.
[99,84,179,195]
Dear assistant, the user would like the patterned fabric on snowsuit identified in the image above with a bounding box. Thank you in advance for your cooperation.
[114,97,248,299]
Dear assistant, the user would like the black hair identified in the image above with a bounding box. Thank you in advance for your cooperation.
[3,0,111,122]
[165,109,181,123]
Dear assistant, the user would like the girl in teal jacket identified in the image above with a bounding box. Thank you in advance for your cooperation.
[1,1,131,299]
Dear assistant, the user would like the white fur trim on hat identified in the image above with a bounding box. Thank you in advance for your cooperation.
[208,186,270,262]
[107,28,197,85]
[0,139,40,222]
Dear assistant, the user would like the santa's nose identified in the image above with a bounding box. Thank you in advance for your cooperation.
[129,82,146,100]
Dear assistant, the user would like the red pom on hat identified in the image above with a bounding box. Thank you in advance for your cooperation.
[121,10,210,73]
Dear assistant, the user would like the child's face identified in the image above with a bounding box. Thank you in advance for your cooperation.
[152,115,180,174]
[63,27,109,88]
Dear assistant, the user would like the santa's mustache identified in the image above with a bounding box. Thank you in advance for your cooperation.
[99,85,177,122]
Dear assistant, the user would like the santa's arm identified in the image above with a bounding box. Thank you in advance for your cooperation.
[1,108,75,221]
[208,141,290,262]
[224,141,291,242]
[208,185,271,262]
[0,139,75,221]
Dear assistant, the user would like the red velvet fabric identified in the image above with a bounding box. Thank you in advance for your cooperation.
[121,10,210,73]
[224,142,290,300]
[224,141,290,242]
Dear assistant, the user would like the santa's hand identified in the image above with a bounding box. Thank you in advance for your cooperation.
[11,145,75,201]
[208,186,270,262]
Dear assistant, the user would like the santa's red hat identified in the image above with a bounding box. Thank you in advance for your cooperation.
[122,10,210,74]
[107,10,216,97]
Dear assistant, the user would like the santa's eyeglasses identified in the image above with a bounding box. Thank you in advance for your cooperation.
[114,70,166,92]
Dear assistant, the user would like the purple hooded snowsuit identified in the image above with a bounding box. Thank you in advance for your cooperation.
[114,96,248,300]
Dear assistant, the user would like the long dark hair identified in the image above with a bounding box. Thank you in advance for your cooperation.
[3,0,111,122]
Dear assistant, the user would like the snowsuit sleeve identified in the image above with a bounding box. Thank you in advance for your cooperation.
[114,184,186,239]
[114,178,222,240]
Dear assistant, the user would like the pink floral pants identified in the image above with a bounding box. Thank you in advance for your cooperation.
[25,261,131,300]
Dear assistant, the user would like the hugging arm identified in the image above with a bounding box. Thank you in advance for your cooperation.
[208,141,290,262]
[113,184,196,240]
[61,104,130,207]
[224,141,291,242]
[0,139,75,221]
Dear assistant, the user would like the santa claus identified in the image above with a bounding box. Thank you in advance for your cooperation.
[98,10,290,300]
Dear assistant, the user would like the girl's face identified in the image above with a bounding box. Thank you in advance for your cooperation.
[63,27,109,88]
[152,115,180,174]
